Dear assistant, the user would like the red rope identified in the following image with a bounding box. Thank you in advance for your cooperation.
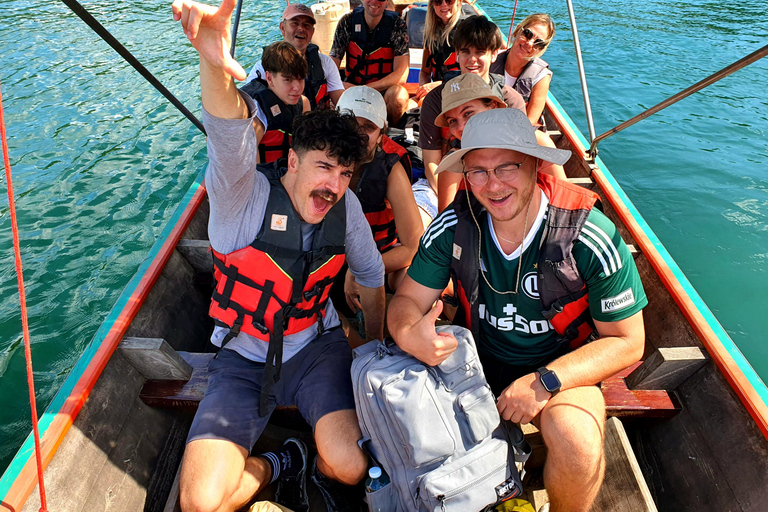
[507,0,520,47]
[0,82,49,512]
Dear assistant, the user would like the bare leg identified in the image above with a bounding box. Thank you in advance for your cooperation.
[537,385,606,512]
[314,409,367,485]
[180,438,272,512]
[383,84,414,127]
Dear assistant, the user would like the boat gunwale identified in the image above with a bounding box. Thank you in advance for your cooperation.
[0,170,208,512]
[545,92,768,439]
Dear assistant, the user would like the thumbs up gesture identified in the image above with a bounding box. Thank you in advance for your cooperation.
[404,300,459,366]
[172,0,246,80]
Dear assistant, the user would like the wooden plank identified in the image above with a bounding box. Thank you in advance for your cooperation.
[175,239,213,275]
[626,347,707,391]
[161,461,183,512]
[119,337,194,381]
[140,352,214,408]
[565,177,594,186]
[591,417,658,512]
[602,362,681,418]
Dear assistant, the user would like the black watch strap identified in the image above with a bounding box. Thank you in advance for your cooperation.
[537,366,561,396]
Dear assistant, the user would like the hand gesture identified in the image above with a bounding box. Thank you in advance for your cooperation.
[402,300,458,366]
[171,0,246,80]
[496,372,551,425]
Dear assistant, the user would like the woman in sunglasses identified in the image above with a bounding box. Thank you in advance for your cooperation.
[491,13,555,125]
[415,0,477,102]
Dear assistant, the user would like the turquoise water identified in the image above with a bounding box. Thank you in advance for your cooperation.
[0,0,765,475]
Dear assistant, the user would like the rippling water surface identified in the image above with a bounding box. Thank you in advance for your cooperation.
[0,0,766,473]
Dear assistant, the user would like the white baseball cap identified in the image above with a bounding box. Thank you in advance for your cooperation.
[336,86,387,129]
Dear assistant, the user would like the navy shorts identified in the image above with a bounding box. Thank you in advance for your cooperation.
[187,328,356,450]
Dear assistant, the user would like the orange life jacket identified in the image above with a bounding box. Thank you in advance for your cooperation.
[251,85,303,163]
[354,136,411,253]
[449,173,602,350]
[346,7,397,85]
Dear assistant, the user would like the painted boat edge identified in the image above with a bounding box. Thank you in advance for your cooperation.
[545,92,768,439]
[0,168,208,512]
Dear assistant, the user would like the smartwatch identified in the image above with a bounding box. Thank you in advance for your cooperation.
[537,367,561,396]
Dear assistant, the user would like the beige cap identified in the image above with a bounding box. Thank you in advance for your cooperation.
[434,73,507,128]
[336,86,387,129]
[282,3,315,23]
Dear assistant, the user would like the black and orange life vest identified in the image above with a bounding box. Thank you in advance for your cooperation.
[449,173,602,351]
[346,7,398,85]
[251,84,303,163]
[209,176,346,413]
[305,44,330,109]
[355,136,411,253]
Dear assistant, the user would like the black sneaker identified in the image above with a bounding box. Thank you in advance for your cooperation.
[274,438,309,512]
[310,456,364,512]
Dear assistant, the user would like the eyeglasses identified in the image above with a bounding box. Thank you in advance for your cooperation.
[520,28,549,50]
[433,0,455,5]
[462,156,529,186]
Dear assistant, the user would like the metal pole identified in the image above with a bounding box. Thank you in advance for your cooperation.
[229,0,245,57]
[588,43,768,157]
[565,0,596,145]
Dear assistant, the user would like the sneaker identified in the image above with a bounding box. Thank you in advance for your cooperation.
[274,438,309,512]
[310,456,364,512]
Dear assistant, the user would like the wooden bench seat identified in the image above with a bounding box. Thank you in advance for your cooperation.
[138,351,682,419]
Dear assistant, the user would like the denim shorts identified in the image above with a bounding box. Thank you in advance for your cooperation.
[411,178,437,221]
[187,328,356,450]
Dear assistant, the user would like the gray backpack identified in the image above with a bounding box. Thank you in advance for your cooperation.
[352,325,529,512]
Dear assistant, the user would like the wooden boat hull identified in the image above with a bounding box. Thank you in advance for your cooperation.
[3,4,768,511]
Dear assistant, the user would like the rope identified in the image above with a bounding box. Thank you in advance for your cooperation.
[507,0,520,46]
[59,0,206,135]
[0,83,49,512]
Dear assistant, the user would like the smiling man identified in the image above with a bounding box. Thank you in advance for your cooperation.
[172,1,385,511]
[387,108,647,512]
[329,0,411,125]
[244,3,344,109]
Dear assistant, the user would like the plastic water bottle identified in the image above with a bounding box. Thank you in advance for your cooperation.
[365,466,390,493]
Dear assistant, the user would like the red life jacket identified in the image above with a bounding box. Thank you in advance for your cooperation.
[251,85,303,163]
[305,44,331,109]
[346,7,397,85]
[427,38,459,82]
[355,136,410,253]
[449,173,602,351]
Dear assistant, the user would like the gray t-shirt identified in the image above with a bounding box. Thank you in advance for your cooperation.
[203,91,385,363]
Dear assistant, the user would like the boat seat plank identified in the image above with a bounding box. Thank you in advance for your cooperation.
[119,337,194,381]
[141,354,680,419]
[602,362,681,418]
[176,239,213,275]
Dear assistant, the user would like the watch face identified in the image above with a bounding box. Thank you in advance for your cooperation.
[540,371,561,392]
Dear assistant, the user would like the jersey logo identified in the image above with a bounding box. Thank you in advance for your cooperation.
[271,214,288,232]
[354,24,361,32]
[270,104,282,117]
[452,243,462,260]
[522,272,539,299]
[601,288,635,313]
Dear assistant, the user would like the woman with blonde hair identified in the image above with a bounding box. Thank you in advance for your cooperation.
[491,13,555,125]
[415,0,475,101]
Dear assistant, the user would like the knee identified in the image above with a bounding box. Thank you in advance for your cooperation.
[180,478,225,512]
[541,387,605,471]
[319,444,367,485]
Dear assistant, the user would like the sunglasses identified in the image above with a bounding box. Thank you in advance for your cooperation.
[433,0,455,5]
[520,28,549,50]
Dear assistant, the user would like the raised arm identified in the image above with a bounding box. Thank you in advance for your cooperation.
[172,0,247,118]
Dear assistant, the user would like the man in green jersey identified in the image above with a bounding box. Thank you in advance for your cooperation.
[387,108,647,512]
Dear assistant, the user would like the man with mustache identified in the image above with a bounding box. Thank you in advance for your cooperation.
[172,1,386,511]
[243,3,345,109]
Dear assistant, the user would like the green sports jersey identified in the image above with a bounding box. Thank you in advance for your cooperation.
[408,189,647,366]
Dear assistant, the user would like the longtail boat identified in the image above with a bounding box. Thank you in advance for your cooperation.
[2,1,768,511]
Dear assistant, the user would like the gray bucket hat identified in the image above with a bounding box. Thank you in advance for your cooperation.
[435,109,572,174]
